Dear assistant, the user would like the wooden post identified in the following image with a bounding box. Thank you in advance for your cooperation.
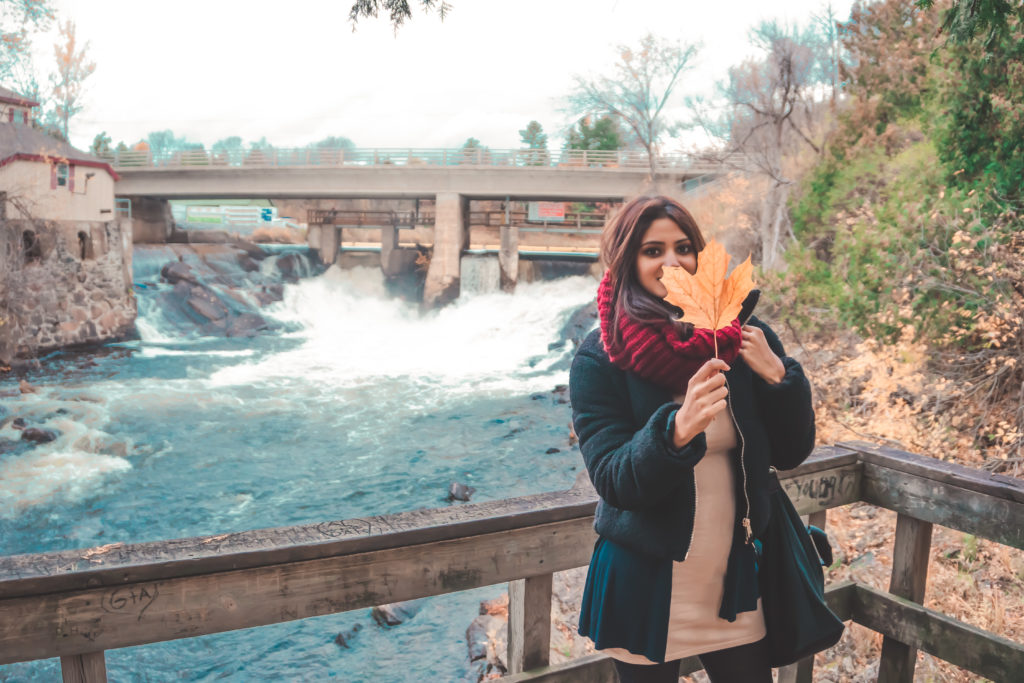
[60,651,107,683]
[778,509,828,683]
[507,574,553,674]
[878,513,933,683]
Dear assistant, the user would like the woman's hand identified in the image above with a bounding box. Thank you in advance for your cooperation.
[739,324,786,385]
[673,358,730,448]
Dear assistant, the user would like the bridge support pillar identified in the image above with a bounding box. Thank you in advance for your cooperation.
[126,197,173,243]
[499,223,518,292]
[317,226,340,266]
[307,224,322,251]
[424,192,467,307]
[381,224,398,276]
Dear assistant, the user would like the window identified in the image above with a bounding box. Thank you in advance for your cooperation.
[23,230,42,264]
[77,231,93,260]
[56,163,69,187]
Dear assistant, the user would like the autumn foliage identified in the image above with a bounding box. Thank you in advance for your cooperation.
[661,240,754,357]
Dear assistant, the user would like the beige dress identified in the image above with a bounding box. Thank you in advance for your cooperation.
[603,402,766,664]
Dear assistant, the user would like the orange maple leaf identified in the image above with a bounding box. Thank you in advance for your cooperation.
[661,239,755,357]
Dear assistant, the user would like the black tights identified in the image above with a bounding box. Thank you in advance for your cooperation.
[612,637,772,683]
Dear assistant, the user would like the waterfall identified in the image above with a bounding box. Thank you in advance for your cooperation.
[459,254,501,296]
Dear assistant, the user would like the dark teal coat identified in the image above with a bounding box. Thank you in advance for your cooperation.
[569,315,815,663]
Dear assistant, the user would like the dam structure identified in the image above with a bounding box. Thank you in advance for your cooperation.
[109,147,738,306]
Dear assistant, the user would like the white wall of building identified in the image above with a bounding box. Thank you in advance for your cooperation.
[1,160,116,222]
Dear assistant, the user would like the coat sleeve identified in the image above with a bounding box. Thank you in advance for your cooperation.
[747,316,816,470]
[570,347,707,510]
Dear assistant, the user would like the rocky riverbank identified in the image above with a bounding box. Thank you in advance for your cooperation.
[134,242,322,339]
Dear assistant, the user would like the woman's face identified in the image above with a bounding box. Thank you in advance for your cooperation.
[635,216,698,299]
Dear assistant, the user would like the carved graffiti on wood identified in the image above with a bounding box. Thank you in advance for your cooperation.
[784,469,858,509]
[101,583,159,620]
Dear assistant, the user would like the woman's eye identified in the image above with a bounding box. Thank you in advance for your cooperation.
[676,245,692,255]
[643,248,661,257]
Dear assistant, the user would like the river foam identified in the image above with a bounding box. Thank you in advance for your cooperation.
[208,265,595,397]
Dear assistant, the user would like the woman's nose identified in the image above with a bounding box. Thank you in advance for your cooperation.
[663,252,681,268]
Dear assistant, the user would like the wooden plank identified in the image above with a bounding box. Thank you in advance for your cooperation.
[0,518,597,665]
[878,514,933,683]
[780,462,862,515]
[0,450,859,602]
[502,653,617,683]
[0,486,599,600]
[508,574,553,673]
[503,583,857,682]
[839,440,1024,504]
[59,651,106,683]
[860,462,1024,550]
[852,583,1024,683]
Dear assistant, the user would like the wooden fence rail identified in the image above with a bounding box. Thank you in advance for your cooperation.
[0,443,1021,682]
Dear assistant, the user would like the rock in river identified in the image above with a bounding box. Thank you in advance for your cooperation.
[448,482,476,502]
[371,600,424,627]
[21,427,58,443]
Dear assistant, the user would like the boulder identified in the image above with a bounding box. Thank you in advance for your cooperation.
[231,240,268,261]
[371,599,424,627]
[253,284,285,307]
[186,290,229,322]
[448,482,476,502]
[333,622,362,648]
[161,262,200,286]
[18,380,37,394]
[558,300,598,348]
[479,593,508,617]
[466,613,504,663]
[21,427,58,444]
[225,313,270,338]
[274,253,303,282]
[236,254,262,273]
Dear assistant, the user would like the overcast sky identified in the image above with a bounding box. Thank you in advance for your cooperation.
[31,0,854,152]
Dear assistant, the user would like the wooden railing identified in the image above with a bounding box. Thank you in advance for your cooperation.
[100,147,744,173]
[1,442,1022,682]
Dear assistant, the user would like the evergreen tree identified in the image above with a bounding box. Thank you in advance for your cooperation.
[566,116,623,152]
[90,130,112,157]
[518,120,548,165]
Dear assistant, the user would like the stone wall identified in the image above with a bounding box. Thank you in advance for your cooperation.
[0,218,136,363]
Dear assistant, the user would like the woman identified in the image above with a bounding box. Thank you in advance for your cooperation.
[569,196,816,683]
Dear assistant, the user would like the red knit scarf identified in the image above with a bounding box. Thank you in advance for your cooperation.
[597,270,743,392]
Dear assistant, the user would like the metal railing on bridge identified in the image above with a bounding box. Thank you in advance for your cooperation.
[101,147,742,173]
[306,208,608,234]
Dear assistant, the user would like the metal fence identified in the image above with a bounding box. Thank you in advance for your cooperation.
[100,147,742,173]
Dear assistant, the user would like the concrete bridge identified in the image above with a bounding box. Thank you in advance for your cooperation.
[110,147,736,305]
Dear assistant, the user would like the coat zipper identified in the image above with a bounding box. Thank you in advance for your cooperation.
[723,376,753,543]
[684,469,698,561]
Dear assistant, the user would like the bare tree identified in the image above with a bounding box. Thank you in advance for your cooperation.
[349,0,450,30]
[812,2,843,109]
[692,21,827,270]
[49,19,95,141]
[567,33,699,175]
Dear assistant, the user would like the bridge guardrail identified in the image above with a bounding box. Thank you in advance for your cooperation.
[100,147,747,173]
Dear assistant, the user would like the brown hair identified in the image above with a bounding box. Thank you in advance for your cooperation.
[600,195,707,346]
